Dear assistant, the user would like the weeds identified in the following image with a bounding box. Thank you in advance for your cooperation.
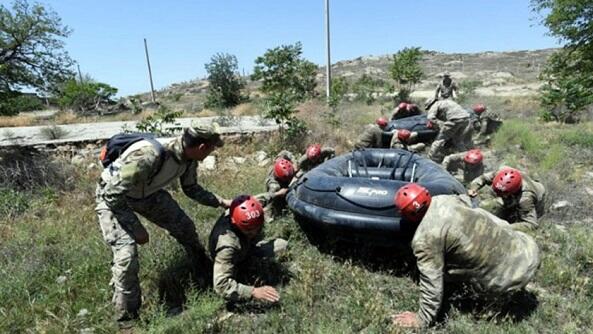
[40,124,69,140]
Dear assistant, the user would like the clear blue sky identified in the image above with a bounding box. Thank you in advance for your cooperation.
[39,0,558,96]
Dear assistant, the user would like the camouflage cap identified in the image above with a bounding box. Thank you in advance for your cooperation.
[184,124,224,147]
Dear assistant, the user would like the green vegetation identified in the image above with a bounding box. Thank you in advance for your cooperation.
[134,105,183,136]
[457,79,482,104]
[0,92,44,116]
[204,53,245,109]
[531,0,593,122]
[0,0,74,115]
[389,47,424,103]
[40,124,69,140]
[351,74,386,105]
[57,79,118,114]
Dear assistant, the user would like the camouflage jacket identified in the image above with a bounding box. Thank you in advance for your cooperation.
[208,193,272,301]
[389,130,419,149]
[98,137,224,210]
[265,150,296,193]
[427,100,469,128]
[469,170,546,231]
[354,125,390,149]
[441,151,484,185]
[412,195,540,327]
[296,147,336,176]
[435,82,458,99]
[474,109,502,135]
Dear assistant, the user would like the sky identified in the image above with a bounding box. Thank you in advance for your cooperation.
[29,0,560,96]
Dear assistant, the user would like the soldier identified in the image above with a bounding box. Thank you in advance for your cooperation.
[390,128,426,153]
[442,149,484,185]
[295,143,336,179]
[471,103,503,145]
[354,117,390,149]
[434,71,458,100]
[426,99,471,163]
[391,184,540,328]
[391,102,422,120]
[468,167,546,232]
[264,152,296,221]
[209,194,288,303]
[95,126,232,326]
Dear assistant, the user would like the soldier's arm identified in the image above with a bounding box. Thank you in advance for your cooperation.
[254,192,274,208]
[321,147,336,160]
[180,161,224,207]
[297,154,308,171]
[434,85,440,99]
[479,118,489,135]
[102,149,157,210]
[266,175,282,194]
[277,150,296,162]
[213,246,254,301]
[452,83,459,99]
[414,241,446,327]
[468,170,496,192]
[513,194,539,231]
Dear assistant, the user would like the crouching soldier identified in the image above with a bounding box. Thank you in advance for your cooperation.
[442,149,484,186]
[391,102,422,120]
[209,194,288,303]
[468,167,546,232]
[95,126,232,326]
[264,152,296,221]
[426,99,470,163]
[295,144,335,179]
[391,184,540,328]
[390,129,426,153]
[471,103,502,145]
[354,117,391,149]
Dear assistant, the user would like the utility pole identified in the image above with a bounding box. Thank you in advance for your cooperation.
[144,38,156,103]
[77,64,83,83]
[325,0,331,101]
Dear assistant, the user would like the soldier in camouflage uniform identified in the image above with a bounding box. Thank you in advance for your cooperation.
[434,71,458,100]
[468,167,546,232]
[426,99,471,163]
[354,117,391,149]
[295,144,336,179]
[389,129,426,153]
[471,103,503,145]
[441,149,484,186]
[264,151,296,222]
[391,184,540,328]
[209,194,288,302]
[95,126,232,325]
[391,102,422,120]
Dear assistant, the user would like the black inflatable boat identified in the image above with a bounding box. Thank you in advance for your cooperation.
[381,114,437,147]
[287,148,466,245]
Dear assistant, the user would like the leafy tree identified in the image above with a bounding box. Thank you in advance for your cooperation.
[0,91,43,116]
[0,0,74,98]
[531,0,593,122]
[389,47,424,103]
[328,76,349,111]
[57,79,118,114]
[251,42,317,102]
[204,53,245,109]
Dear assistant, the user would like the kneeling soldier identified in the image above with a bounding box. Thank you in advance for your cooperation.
[295,144,335,179]
[442,149,484,186]
[390,128,426,153]
[391,184,540,328]
[264,153,296,221]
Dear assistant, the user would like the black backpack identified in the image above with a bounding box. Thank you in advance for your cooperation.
[99,133,167,174]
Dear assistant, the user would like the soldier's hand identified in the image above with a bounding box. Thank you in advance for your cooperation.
[468,189,478,197]
[252,286,280,303]
[392,311,421,328]
[220,198,232,209]
[274,188,289,198]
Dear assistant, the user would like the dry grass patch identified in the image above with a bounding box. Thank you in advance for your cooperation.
[0,114,36,127]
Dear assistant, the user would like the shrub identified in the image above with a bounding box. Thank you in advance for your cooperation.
[389,47,424,103]
[204,53,245,109]
[57,79,118,114]
[457,80,482,104]
[0,187,29,218]
[39,125,69,140]
[0,148,75,191]
[559,128,593,148]
[0,92,44,116]
[134,105,183,136]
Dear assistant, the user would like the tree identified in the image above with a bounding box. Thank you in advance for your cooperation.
[251,42,317,102]
[0,0,74,96]
[531,0,593,122]
[389,47,424,103]
[57,78,118,115]
[204,53,245,109]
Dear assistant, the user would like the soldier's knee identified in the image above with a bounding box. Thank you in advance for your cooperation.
[112,244,140,286]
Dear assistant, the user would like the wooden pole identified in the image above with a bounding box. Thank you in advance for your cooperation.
[325,0,331,101]
[77,64,83,83]
[144,38,156,103]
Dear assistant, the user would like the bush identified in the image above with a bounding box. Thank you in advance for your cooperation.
[134,105,183,136]
[559,128,593,148]
[39,125,69,140]
[205,53,245,109]
[0,148,75,191]
[457,80,482,104]
[57,79,118,114]
[0,92,44,116]
[351,74,384,105]
[389,47,424,102]
[0,187,30,218]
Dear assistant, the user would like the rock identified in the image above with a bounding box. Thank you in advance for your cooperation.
[56,275,67,284]
[77,309,89,317]
[80,328,95,334]
[585,187,593,196]
[551,200,571,210]
[254,151,268,163]
[199,156,216,171]
[258,158,271,167]
[232,157,246,165]
[71,155,85,166]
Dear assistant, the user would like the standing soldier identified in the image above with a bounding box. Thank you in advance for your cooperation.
[354,117,390,149]
[295,143,336,179]
[391,184,540,328]
[426,99,471,163]
[264,152,296,221]
[434,71,458,100]
[95,126,232,326]
[209,194,288,303]
[471,103,503,145]
[442,149,484,185]
[390,129,426,153]
[468,167,546,232]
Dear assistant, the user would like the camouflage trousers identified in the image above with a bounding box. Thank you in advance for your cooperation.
[95,184,205,321]
[428,119,469,163]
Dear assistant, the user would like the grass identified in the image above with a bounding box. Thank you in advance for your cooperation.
[2,98,593,333]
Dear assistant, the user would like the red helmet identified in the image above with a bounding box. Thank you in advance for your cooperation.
[376,117,388,129]
[473,103,486,114]
[492,168,523,196]
[306,144,322,161]
[230,195,264,231]
[273,158,295,182]
[397,129,412,142]
[406,103,417,112]
[464,149,483,165]
[398,102,408,110]
[394,183,432,222]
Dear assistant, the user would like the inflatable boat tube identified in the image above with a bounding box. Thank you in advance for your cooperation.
[382,114,437,147]
[287,148,466,245]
